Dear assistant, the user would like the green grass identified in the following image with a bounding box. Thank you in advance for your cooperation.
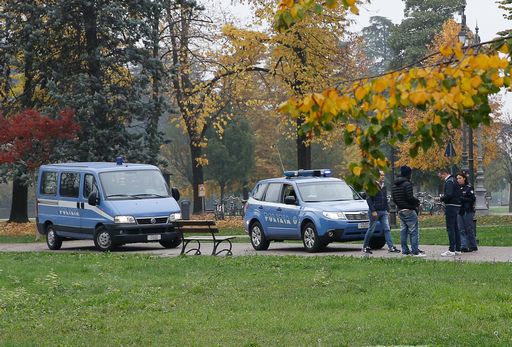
[0,253,511,346]
[0,235,44,243]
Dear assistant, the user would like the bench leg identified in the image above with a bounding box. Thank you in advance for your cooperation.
[181,239,201,255]
[212,239,233,256]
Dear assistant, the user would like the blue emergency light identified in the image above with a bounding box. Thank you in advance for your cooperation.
[116,156,124,165]
[284,169,332,178]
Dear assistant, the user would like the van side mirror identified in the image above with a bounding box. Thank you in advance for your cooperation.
[359,191,367,200]
[171,187,180,201]
[284,195,297,205]
[88,191,99,206]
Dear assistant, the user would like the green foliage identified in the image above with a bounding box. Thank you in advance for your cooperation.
[389,0,464,68]
[205,116,255,197]
[361,16,395,75]
[1,253,512,345]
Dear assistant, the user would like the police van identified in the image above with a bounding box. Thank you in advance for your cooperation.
[243,169,384,252]
[36,159,182,251]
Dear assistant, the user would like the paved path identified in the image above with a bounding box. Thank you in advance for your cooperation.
[1,240,511,263]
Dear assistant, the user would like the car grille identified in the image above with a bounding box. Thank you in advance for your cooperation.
[345,212,368,221]
[136,217,169,225]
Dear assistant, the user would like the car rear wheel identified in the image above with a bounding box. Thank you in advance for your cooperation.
[159,235,182,249]
[250,221,270,250]
[369,235,386,249]
[302,222,324,253]
[46,224,62,250]
[94,226,113,252]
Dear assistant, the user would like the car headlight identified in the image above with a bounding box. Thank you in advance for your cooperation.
[114,215,136,224]
[168,212,182,222]
[322,211,347,220]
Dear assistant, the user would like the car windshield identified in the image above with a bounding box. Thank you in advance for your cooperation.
[297,181,361,202]
[99,170,169,199]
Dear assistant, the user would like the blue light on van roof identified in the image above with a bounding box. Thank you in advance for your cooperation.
[116,156,124,165]
[284,169,332,178]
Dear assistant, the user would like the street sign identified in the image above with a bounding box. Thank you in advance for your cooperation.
[444,141,456,157]
[198,184,206,197]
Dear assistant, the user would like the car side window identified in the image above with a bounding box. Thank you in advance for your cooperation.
[264,183,281,203]
[83,174,98,198]
[252,183,268,201]
[60,172,80,198]
[40,171,58,195]
[282,184,296,202]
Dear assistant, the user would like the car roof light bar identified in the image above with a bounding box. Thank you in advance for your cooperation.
[284,169,332,178]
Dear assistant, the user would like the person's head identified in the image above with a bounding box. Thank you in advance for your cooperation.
[456,172,468,186]
[400,165,412,179]
[438,168,450,180]
[378,170,385,184]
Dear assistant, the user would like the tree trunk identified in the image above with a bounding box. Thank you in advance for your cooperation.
[190,144,204,214]
[9,178,29,223]
[297,117,311,170]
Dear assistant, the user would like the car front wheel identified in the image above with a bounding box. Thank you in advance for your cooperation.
[302,222,324,253]
[250,221,270,250]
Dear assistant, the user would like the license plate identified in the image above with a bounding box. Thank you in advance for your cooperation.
[358,222,369,229]
[147,234,161,241]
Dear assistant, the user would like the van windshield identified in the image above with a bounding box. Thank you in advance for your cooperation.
[297,181,361,202]
[99,170,169,199]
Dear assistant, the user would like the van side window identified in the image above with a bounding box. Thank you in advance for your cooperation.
[40,172,58,195]
[60,172,80,198]
[263,183,281,203]
[83,174,98,198]
[252,183,268,201]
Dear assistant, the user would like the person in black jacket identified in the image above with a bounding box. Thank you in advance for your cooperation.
[362,170,400,254]
[438,168,462,256]
[391,166,424,256]
[456,172,478,252]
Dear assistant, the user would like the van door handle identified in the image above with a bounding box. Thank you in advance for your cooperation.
[258,206,263,209]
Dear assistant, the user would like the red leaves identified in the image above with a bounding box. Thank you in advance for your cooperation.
[0,108,80,170]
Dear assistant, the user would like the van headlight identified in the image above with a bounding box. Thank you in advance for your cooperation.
[322,212,347,220]
[114,215,136,224]
[168,212,182,222]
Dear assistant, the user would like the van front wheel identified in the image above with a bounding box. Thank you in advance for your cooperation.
[159,236,182,249]
[46,224,62,250]
[94,226,113,252]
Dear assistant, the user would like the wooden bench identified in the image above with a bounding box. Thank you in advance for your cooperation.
[174,220,235,256]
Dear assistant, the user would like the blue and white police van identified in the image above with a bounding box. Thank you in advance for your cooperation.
[243,169,384,252]
[36,159,182,251]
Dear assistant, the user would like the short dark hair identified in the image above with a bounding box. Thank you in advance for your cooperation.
[438,168,450,174]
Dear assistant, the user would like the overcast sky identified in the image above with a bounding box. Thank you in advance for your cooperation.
[352,0,510,41]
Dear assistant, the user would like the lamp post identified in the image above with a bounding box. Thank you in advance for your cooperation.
[458,4,489,214]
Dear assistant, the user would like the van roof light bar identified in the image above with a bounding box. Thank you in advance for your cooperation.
[284,169,332,178]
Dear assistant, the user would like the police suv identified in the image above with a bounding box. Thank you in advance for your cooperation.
[36,159,182,252]
[243,169,385,252]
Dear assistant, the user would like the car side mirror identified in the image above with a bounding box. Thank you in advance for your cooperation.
[88,191,99,206]
[359,191,367,199]
[171,187,180,201]
[284,195,297,205]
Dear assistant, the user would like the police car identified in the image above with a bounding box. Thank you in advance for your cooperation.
[243,169,385,252]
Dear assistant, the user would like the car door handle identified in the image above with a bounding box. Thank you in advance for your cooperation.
[258,206,263,209]
[276,207,282,211]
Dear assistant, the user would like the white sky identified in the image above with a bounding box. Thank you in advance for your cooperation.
[352,0,510,42]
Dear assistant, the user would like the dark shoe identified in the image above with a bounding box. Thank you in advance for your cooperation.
[388,246,401,253]
[362,247,373,254]
[461,248,472,253]
[418,249,425,254]
[470,247,478,251]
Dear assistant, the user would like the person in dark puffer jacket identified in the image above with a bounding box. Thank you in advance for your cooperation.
[391,166,424,256]
[361,170,400,255]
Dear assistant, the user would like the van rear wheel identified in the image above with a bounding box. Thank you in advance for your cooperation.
[46,224,62,250]
[94,226,113,252]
